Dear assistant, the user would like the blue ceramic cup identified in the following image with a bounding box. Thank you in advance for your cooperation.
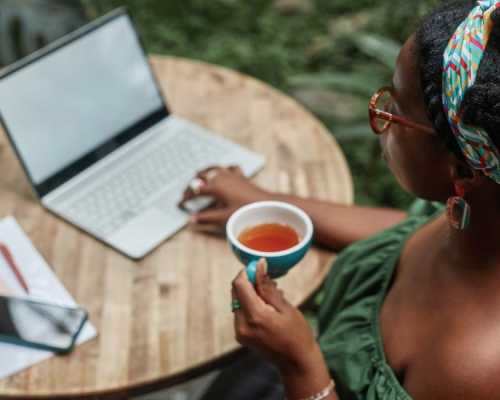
[226,201,314,283]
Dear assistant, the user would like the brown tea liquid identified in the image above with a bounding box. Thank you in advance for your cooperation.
[238,223,300,252]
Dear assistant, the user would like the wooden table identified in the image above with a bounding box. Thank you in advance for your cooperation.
[0,56,353,399]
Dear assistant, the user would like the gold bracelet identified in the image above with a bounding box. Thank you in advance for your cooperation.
[290,380,336,400]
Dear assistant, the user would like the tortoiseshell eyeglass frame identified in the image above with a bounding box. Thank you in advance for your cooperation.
[369,86,436,135]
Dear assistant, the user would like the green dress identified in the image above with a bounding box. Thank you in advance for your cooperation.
[317,200,444,400]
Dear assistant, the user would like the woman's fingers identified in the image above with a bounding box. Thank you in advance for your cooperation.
[228,165,244,176]
[198,165,241,177]
[179,167,220,207]
[197,166,223,181]
[255,258,268,288]
[255,259,289,312]
[232,269,267,321]
[178,179,217,208]
[191,208,230,225]
[232,287,250,344]
[179,165,229,206]
[180,164,246,209]
[233,307,254,346]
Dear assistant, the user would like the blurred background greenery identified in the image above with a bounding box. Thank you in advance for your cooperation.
[2,0,441,208]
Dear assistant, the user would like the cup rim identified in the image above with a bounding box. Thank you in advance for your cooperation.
[226,201,314,257]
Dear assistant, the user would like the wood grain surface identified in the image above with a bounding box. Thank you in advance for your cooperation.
[0,56,353,399]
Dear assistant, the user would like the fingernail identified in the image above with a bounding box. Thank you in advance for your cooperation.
[206,170,218,181]
[190,215,198,224]
[190,178,204,194]
[259,258,268,275]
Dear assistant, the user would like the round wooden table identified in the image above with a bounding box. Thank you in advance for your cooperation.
[0,56,353,399]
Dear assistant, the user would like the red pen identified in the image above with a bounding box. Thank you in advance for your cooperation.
[0,242,30,294]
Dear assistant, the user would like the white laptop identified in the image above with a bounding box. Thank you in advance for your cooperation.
[0,9,265,259]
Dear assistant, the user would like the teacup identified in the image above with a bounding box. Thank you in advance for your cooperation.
[226,201,314,283]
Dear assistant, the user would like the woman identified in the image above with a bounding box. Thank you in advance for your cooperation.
[181,1,500,398]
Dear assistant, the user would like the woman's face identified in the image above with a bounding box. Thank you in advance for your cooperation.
[379,34,455,201]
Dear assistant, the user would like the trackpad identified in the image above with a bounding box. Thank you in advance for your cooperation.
[107,208,187,259]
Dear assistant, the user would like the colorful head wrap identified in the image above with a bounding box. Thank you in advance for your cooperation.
[443,0,500,183]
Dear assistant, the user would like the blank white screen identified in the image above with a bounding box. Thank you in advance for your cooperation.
[0,15,164,185]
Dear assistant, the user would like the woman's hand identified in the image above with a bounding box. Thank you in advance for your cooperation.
[232,260,336,399]
[232,259,322,375]
[179,166,268,227]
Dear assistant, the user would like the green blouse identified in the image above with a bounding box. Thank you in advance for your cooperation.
[318,200,444,400]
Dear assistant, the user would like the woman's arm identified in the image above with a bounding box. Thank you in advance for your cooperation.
[181,167,407,251]
[263,193,407,250]
[279,345,338,400]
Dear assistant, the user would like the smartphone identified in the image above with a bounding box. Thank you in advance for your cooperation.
[0,295,88,353]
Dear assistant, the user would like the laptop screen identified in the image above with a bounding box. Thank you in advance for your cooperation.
[0,12,167,197]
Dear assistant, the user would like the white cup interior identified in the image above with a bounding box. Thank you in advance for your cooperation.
[227,202,313,256]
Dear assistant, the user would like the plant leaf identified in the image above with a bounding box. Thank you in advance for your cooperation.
[289,70,384,97]
[352,33,401,69]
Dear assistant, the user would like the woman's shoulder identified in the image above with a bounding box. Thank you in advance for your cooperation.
[318,200,443,330]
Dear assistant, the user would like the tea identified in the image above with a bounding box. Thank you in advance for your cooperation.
[238,223,300,252]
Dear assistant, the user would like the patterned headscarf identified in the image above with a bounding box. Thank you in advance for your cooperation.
[443,0,500,183]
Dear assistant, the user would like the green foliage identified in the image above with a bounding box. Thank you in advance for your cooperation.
[374,0,441,42]
[290,70,384,97]
[351,33,401,70]
[88,0,438,209]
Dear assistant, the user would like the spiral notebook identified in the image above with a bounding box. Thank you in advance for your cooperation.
[0,216,97,379]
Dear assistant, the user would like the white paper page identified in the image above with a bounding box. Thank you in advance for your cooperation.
[0,216,97,379]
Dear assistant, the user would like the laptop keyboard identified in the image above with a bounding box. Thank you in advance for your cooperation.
[58,132,229,237]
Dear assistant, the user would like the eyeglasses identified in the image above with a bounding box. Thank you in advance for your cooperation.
[369,87,435,135]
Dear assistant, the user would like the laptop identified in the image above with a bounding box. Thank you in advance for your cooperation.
[0,9,265,259]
